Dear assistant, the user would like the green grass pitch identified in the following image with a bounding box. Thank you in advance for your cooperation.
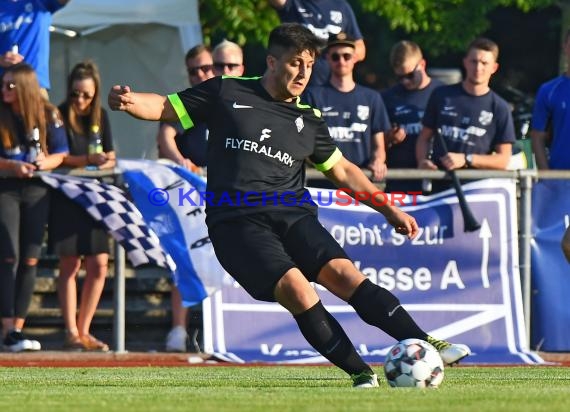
[0,366,568,412]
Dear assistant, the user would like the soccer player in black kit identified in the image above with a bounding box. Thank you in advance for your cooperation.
[108,23,470,387]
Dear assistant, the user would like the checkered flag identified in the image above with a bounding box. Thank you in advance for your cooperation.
[40,173,176,271]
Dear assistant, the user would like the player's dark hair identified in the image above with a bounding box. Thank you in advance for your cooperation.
[466,37,499,61]
[267,23,325,59]
[65,60,102,136]
[389,40,423,70]
[185,44,211,61]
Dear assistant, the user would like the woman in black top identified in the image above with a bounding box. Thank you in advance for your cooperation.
[50,60,115,351]
[0,63,68,352]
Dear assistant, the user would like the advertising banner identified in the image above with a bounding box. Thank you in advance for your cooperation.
[531,179,570,351]
[203,179,542,364]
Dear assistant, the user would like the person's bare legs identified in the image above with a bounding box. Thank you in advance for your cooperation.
[171,287,189,328]
[57,256,82,345]
[166,286,190,352]
[77,253,108,341]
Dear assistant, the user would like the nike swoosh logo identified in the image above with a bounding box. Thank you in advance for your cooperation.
[388,305,401,317]
[322,106,333,112]
[233,102,253,109]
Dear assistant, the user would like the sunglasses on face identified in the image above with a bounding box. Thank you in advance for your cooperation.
[214,62,241,71]
[70,90,94,99]
[187,65,214,76]
[1,82,16,90]
[330,53,353,62]
[397,62,421,82]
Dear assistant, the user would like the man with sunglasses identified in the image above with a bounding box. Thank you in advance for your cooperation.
[212,40,245,77]
[155,44,214,353]
[381,41,443,193]
[304,33,390,181]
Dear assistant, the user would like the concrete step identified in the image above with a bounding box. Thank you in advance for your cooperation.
[22,264,203,352]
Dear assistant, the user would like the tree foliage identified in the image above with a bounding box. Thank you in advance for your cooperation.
[357,0,557,54]
[198,0,279,46]
[198,0,557,54]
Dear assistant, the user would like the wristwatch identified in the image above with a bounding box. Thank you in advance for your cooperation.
[465,154,474,168]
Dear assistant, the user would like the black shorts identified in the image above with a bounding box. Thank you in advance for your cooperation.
[208,211,348,302]
[48,189,110,256]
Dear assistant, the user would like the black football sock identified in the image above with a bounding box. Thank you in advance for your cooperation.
[348,279,426,341]
[294,301,372,376]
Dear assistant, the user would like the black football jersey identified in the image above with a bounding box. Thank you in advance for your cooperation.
[168,76,341,224]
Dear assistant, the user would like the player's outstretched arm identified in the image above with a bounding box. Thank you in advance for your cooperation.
[323,156,418,239]
[108,85,177,122]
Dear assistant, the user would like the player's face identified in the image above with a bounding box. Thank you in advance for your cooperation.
[186,51,215,86]
[1,73,17,105]
[70,78,96,115]
[394,58,424,91]
[326,45,355,76]
[270,49,314,100]
[463,49,498,87]
[213,49,244,77]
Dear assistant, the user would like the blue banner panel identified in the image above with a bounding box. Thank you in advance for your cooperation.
[531,179,570,351]
[203,179,542,364]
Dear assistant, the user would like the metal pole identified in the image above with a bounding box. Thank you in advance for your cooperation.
[113,241,127,353]
[518,169,536,347]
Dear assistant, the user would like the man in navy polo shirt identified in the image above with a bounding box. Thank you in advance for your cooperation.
[304,32,390,182]
[268,0,365,86]
[382,40,443,193]
[416,37,515,193]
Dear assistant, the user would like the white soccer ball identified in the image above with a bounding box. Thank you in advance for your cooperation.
[383,338,445,388]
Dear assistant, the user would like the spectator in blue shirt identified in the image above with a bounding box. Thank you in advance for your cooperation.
[0,0,70,92]
[0,63,68,352]
[530,28,570,170]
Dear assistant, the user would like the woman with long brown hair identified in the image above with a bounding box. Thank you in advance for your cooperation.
[0,63,68,352]
[50,60,115,351]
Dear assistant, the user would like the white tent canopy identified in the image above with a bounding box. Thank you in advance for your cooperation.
[50,0,202,158]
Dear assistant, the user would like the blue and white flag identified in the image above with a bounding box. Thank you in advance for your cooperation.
[40,173,176,271]
[119,159,228,306]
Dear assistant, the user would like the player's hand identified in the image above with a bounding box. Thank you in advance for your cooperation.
[108,85,133,111]
[10,160,36,178]
[418,158,437,170]
[0,51,24,68]
[87,152,108,166]
[387,124,406,146]
[440,152,466,170]
[384,208,418,239]
[367,159,387,181]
